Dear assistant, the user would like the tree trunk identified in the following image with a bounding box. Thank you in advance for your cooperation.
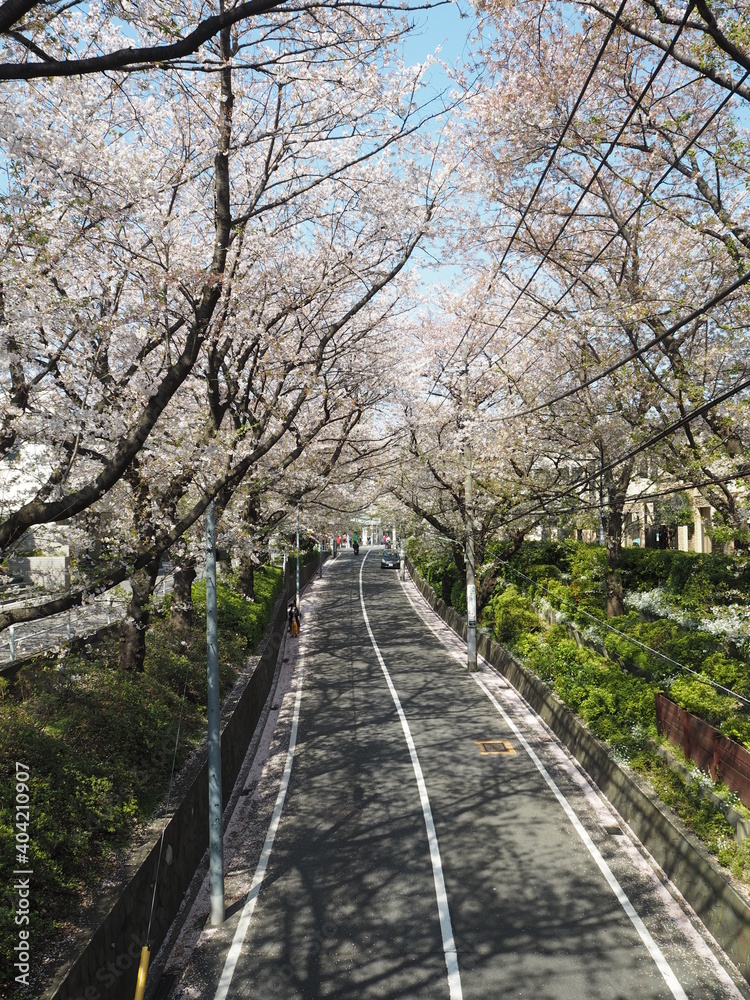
[237,556,255,600]
[170,557,197,630]
[603,504,625,618]
[118,561,160,671]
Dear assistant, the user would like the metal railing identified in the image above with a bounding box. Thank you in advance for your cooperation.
[1,572,174,665]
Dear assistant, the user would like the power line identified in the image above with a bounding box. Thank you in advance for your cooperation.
[425,0,631,401]
[502,374,750,517]
[500,265,750,420]
[431,62,750,424]
[495,0,631,276]
[492,69,750,417]
[430,0,697,403]
[401,370,749,524]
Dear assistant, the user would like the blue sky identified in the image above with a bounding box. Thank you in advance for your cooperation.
[401,0,480,93]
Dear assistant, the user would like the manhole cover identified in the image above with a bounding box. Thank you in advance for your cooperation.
[475,740,516,755]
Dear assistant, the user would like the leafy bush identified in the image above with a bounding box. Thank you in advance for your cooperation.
[450,579,467,615]
[621,548,750,608]
[516,626,659,751]
[482,585,540,646]
[705,652,750,698]
[192,566,282,650]
[526,562,562,582]
[535,577,573,615]
[601,613,742,686]
[0,567,282,992]
[567,544,607,616]
[408,544,462,606]
[667,677,750,745]
[507,540,570,574]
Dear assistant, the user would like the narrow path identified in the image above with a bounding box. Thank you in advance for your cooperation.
[156,550,748,1000]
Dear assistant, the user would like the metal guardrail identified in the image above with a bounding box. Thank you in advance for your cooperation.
[0,573,174,665]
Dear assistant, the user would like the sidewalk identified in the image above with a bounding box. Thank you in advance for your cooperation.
[148,567,333,1000]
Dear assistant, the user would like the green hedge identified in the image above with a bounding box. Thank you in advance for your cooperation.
[502,540,750,611]
[192,566,283,651]
[482,585,540,645]
[407,541,462,607]
[620,548,750,608]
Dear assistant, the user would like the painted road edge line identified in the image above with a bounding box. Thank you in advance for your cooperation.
[213,643,306,1000]
[359,551,463,1000]
[473,673,689,1000]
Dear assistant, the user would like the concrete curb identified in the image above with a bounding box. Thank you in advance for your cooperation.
[405,557,750,982]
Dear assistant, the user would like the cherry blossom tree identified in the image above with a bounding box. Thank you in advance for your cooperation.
[0,2,451,664]
[453,0,750,597]
[0,0,446,80]
[378,300,551,609]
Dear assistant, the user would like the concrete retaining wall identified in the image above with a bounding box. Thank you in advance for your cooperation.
[44,559,322,1000]
[405,558,750,982]
[9,554,70,590]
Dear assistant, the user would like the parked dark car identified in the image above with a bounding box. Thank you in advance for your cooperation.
[380,549,401,569]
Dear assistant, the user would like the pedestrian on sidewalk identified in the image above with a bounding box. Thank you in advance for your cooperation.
[288,602,300,637]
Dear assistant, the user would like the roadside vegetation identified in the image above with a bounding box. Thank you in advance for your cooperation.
[408,539,750,889]
[0,566,282,992]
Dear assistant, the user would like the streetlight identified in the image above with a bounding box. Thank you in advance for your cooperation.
[205,500,224,925]
[296,503,301,610]
[463,345,477,671]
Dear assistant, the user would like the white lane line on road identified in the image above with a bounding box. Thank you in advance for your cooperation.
[213,642,306,1000]
[397,573,467,667]
[474,673,689,1000]
[360,553,463,1000]
[398,570,743,996]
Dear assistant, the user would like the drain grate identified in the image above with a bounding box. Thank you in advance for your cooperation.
[475,740,516,755]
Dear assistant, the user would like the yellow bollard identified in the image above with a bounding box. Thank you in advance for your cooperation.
[133,945,150,1000]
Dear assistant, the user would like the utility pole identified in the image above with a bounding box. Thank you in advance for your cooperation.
[205,501,224,925]
[463,345,477,671]
[598,441,606,547]
[296,503,301,609]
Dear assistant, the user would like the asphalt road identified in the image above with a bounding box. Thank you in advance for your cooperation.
[160,549,748,1000]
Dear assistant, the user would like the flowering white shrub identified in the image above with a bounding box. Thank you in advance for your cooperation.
[625,588,750,654]
[581,624,603,644]
[611,746,631,767]
[700,605,750,654]
[624,588,697,628]
[537,596,554,618]
[689,765,716,791]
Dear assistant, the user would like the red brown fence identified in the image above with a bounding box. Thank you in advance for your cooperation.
[655,692,750,809]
